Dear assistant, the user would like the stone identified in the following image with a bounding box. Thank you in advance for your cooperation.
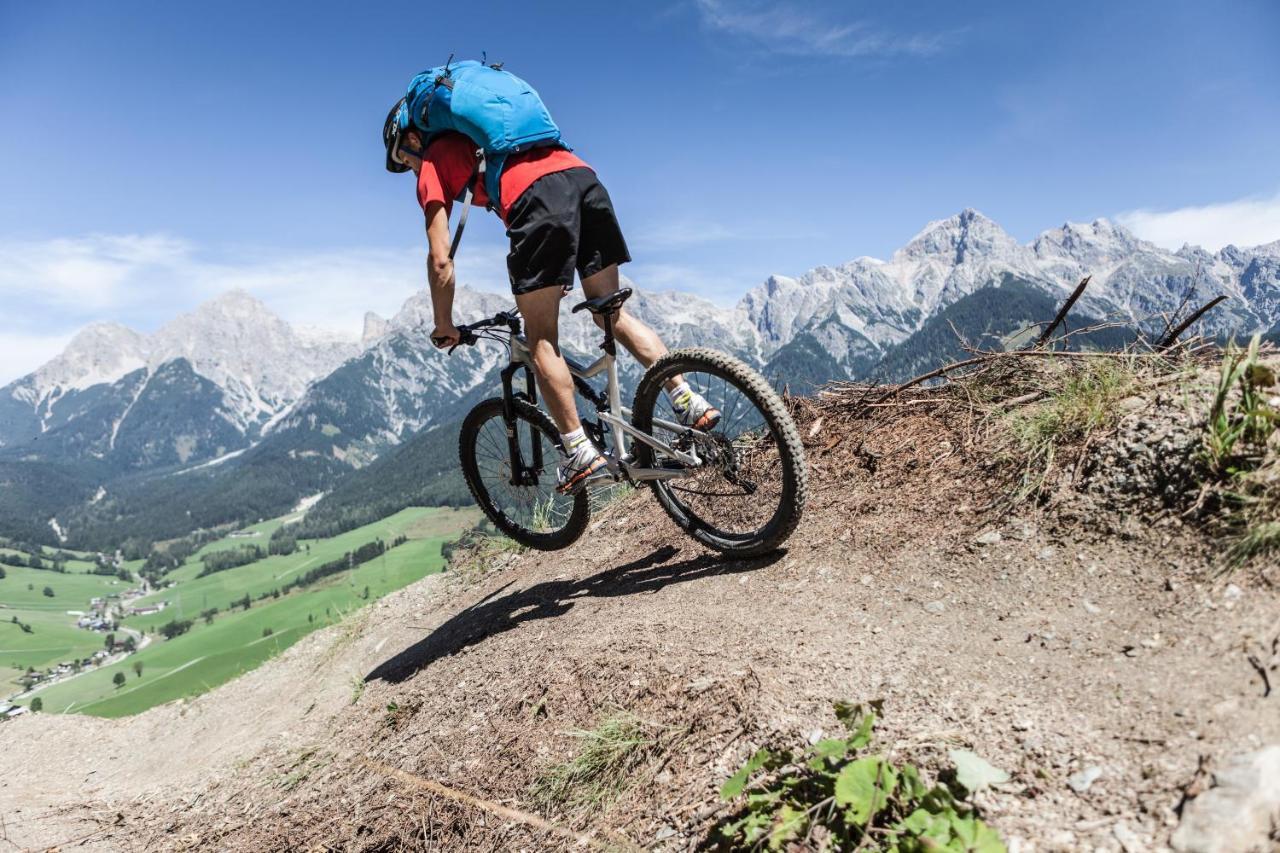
[1112,820,1143,852]
[1036,546,1057,561]
[1119,396,1147,412]
[1082,598,1101,615]
[924,600,946,615]
[1067,765,1103,792]
[1172,746,1280,852]
[654,824,677,842]
[974,530,1002,546]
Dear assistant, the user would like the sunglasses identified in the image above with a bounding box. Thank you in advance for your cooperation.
[392,135,426,167]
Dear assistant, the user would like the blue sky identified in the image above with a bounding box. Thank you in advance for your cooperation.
[2,0,1278,382]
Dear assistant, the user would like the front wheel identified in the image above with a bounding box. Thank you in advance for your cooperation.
[459,398,589,550]
[631,348,807,556]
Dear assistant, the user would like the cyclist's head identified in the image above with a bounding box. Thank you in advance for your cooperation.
[383,98,425,173]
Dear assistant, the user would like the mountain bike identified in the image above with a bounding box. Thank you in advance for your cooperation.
[441,288,806,556]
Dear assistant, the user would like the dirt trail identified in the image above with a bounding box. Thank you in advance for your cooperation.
[2,369,1277,852]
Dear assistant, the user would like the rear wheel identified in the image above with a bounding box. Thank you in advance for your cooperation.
[458,398,589,550]
[631,348,806,556]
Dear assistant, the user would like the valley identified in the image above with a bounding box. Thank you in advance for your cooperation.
[2,505,479,718]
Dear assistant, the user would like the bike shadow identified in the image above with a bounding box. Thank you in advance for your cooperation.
[365,545,783,685]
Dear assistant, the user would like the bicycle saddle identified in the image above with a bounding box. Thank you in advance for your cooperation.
[571,287,632,315]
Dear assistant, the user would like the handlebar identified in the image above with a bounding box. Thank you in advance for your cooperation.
[432,310,521,354]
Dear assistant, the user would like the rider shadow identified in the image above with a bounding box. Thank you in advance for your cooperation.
[365,545,783,685]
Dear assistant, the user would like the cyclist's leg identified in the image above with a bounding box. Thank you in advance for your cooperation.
[580,264,669,368]
[514,284,581,436]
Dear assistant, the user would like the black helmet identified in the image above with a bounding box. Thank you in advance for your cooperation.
[383,98,410,173]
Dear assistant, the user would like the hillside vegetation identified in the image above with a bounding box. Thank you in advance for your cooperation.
[2,342,1276,850]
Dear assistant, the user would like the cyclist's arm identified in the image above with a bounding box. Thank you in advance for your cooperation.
[424,201,459,345]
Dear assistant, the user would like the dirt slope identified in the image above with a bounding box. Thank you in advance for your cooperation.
[2,361,1277,852]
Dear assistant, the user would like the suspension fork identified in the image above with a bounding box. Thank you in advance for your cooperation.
[500,362,541,485]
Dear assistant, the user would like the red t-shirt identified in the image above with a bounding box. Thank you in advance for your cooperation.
[415,132,591,223]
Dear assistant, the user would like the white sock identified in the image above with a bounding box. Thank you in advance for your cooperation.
[561,426,588,452]
[666,381,693,408]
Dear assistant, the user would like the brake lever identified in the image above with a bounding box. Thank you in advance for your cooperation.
[434,327,478,355]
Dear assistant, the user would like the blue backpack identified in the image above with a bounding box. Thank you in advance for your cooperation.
[404,59,566,211]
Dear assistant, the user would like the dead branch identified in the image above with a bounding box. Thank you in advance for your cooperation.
[1159,296,1228,349]
[1037,276,1092,347]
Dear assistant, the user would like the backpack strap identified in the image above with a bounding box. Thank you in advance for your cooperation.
[447,148,485,260]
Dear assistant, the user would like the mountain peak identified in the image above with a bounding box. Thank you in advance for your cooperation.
[898,208,1018,264]
[194,288,272,318]
[362,312,390,345]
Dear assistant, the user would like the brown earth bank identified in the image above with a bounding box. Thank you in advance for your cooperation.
[2,354,1277,852]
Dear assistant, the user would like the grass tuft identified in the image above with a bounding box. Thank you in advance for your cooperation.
[529,712,656,813]
[1197,336,1280,572]
[1006,357,1137,500]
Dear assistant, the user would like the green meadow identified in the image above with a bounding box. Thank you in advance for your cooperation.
[0,564,128,684]
[25,506,478,717]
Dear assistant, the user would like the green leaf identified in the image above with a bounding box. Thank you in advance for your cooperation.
[949,749,1010,792]
[808,737,849,769]
[767,804,807,851]
[720,748,773,800]
[967,821,1007,853]
[834,756,898,824]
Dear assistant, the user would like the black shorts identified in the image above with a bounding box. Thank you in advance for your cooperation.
[505,167,632,295]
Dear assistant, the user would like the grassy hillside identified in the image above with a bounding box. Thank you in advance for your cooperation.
[0,564,127,684]
[27,506,478,717]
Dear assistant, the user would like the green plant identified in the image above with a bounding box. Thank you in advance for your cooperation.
[530,712,656,812]
[1200,336,1280,568]
[1006,357,1136,500]
[349,675,365,705]
[715,702,1005,852]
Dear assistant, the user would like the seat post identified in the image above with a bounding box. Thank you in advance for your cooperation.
[600,311,618,357]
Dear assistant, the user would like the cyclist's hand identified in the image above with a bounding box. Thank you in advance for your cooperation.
[431,323,461,349]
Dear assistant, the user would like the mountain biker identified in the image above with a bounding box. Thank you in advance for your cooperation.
[383,102,720,493]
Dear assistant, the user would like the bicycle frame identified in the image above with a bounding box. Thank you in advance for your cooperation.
[496,316,705,486]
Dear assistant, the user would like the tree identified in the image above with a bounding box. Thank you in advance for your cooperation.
[104,633,116,651]
[132,661,144,678]
[112,672,126,689]
[41,586,54,598]
[29,697,42,712]
[159,619,193,640]
[122,636,136,653]
[262,627,274,638]
[0,565,6,579]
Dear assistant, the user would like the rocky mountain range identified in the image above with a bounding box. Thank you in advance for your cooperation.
[2,209,1277,548]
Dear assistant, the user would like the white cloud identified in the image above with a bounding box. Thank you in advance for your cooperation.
[0,330,76,386]
[0,234,193,311]
[694,0,950,58]
[1116,191,1280,252]
[0,232,514,333]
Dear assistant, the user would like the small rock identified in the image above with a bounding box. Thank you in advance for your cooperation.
[1113,821,1142,852]
[807,729,824,745]
[654,824,677,842]
[860,574,873,586]
[1082,598,1101,615]
[1067,765,1103,793]
[687,676,715,694]
[1223,583,1243,602]
[1012,719,1034,732]
[924,600,946,615]
[1119,396,1146,412]
[974,530,1002,546]
[1036,546,1057,561]
[1009,521,1036,541]
[1172,746,1280,853]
